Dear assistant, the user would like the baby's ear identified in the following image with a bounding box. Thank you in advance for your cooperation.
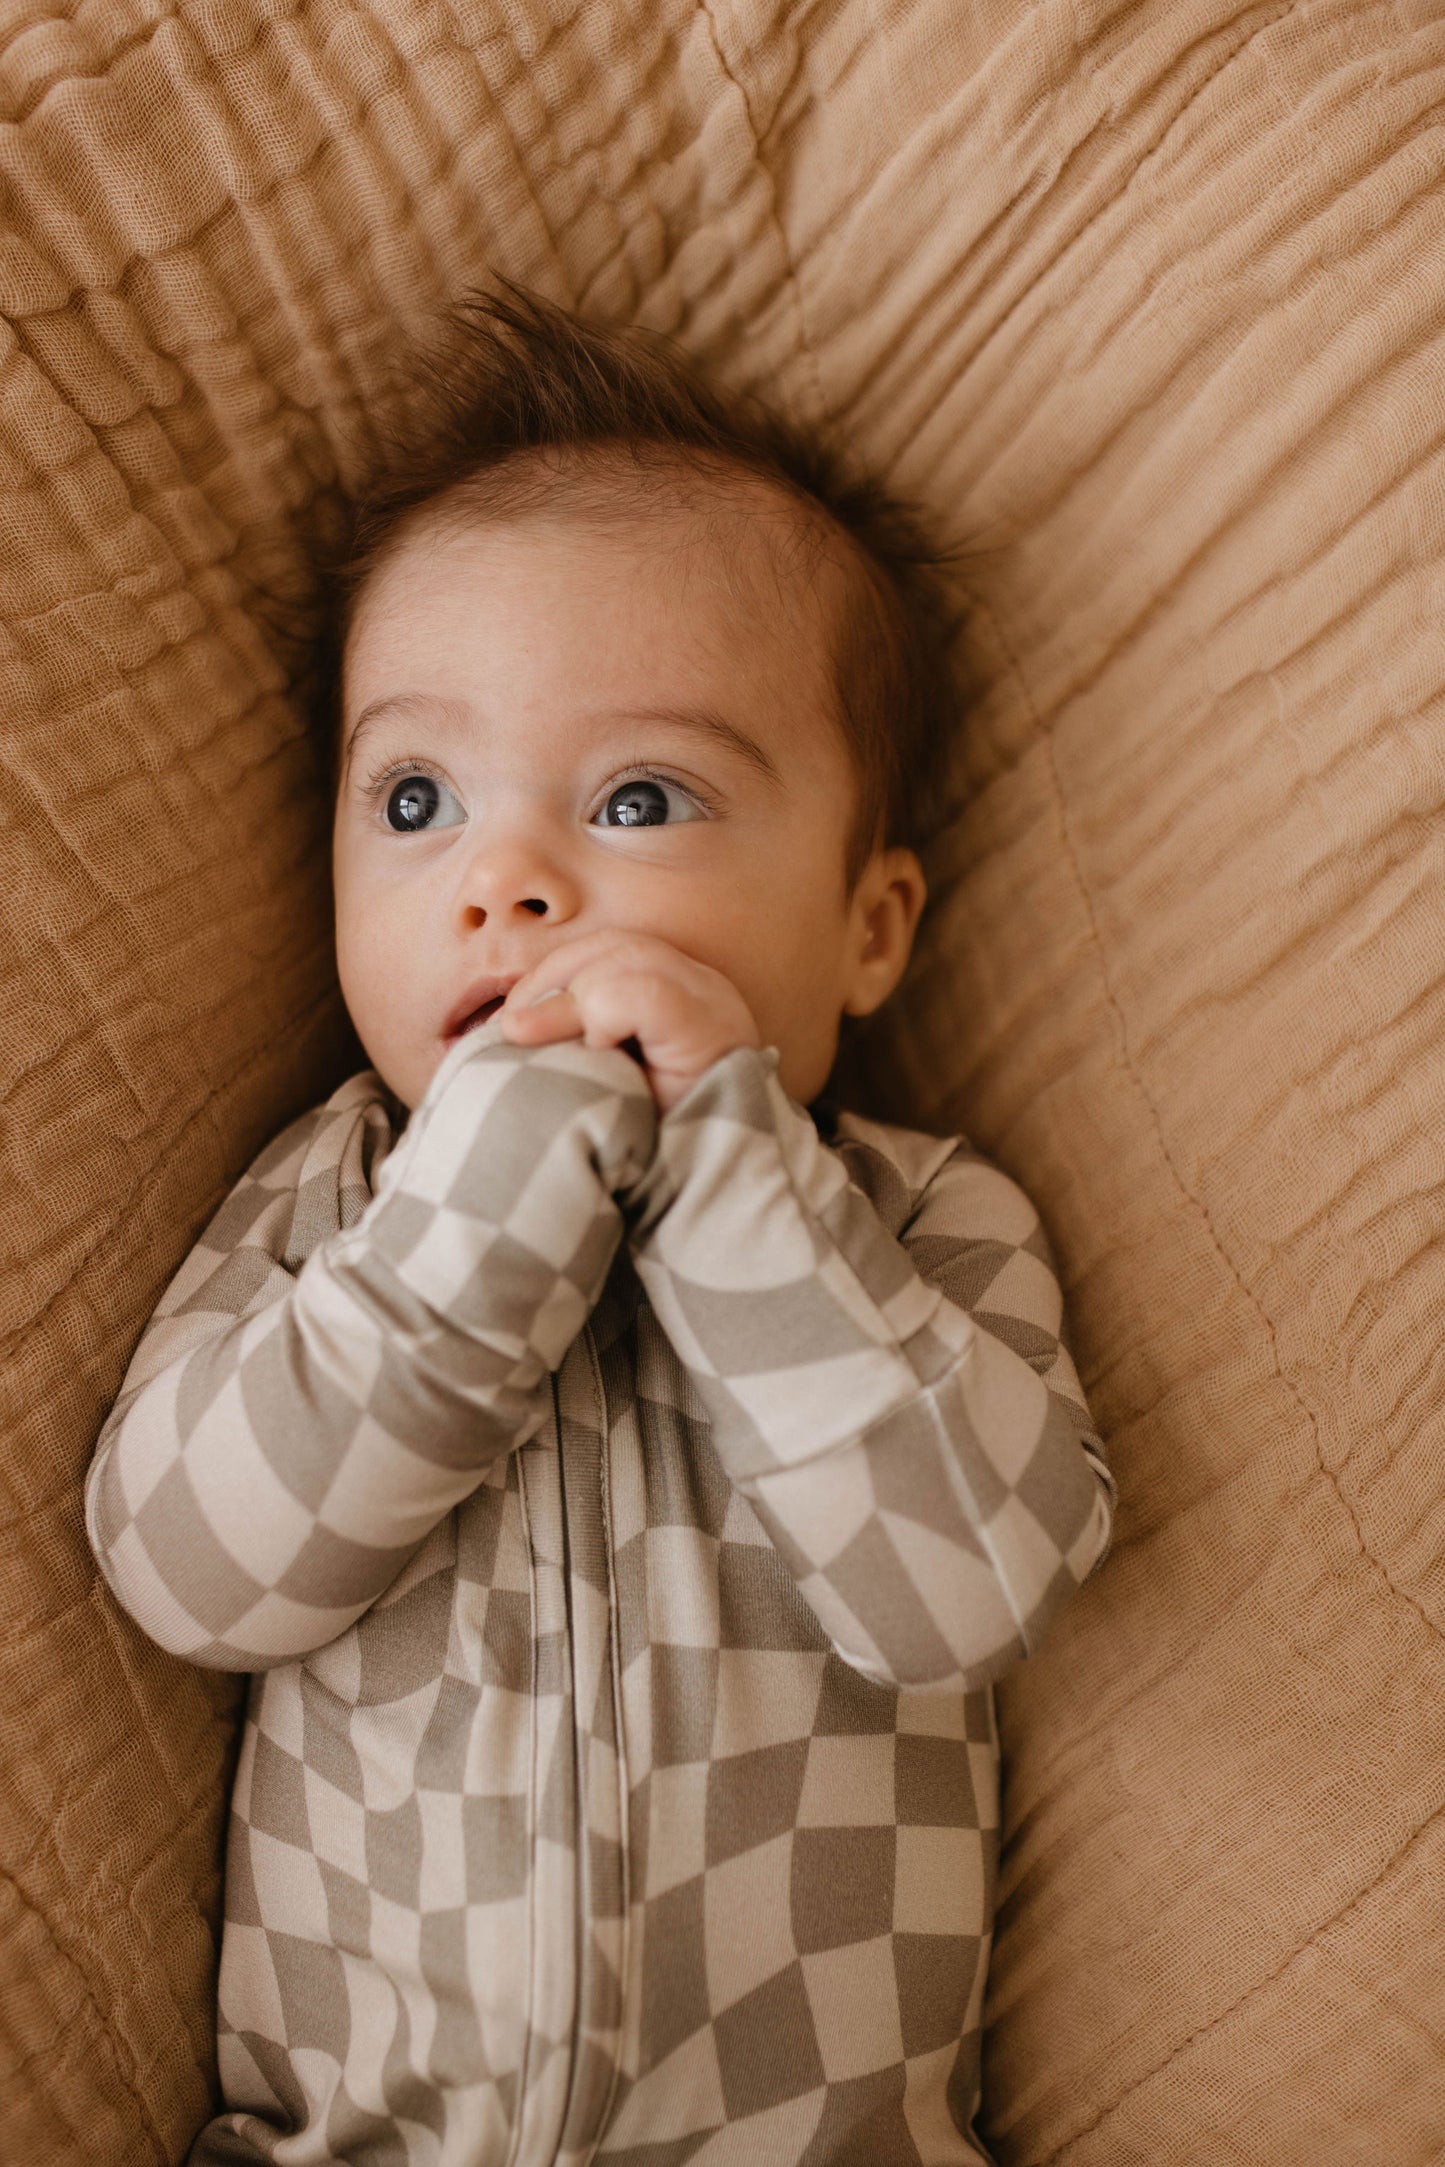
[842,846,927,1017]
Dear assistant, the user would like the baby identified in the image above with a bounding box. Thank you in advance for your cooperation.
[85,286,1115,2167]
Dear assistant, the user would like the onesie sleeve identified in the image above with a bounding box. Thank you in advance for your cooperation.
[621,1044,1116,1692]
[85,1023,656,1670]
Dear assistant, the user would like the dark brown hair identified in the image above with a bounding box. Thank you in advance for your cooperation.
[321,281,964,891]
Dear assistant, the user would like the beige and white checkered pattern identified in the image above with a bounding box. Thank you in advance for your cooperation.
[86,1023,1114,2165]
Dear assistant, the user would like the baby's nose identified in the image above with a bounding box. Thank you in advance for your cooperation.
[461,894,549,928]
[455,831,579,929]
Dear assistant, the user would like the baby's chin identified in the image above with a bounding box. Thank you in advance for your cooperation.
[768,1015,843,1108]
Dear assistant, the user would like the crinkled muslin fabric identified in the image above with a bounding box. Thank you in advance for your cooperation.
[3,1,1444,2163]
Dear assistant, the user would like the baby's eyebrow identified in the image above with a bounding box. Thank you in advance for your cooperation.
[342,692,470,781]
[593,704,783,789]
[342,695,784,789]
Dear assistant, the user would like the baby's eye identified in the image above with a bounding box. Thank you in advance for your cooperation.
[593,777,704,828]
[382,773,465,833]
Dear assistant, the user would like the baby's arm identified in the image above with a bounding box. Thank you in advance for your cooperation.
[624,1046,1116,1693]
[85,1027,656,1670]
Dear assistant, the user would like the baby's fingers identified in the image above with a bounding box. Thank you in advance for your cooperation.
[563,964,687,1054]
[501,971,663,1055]
[499,985,583,1044]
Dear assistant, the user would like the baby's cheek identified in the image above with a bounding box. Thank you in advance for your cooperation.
[335,941,430,1110]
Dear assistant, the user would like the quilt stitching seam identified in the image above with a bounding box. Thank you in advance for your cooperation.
[1,977,343,1367]
[0,1861,174,2162]
[976,582,1445,2142]
[980,590,1435,1616]
[692,0,829,430]
[1038,1787,1445,2164]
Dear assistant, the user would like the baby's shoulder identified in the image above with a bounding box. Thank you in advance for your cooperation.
[816,1102,972,1239]
[284,1069,403,1259]
[818,1101,1046,1256]
[204,1069,402,1274]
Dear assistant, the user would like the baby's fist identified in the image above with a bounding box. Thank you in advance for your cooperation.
[499,931,761,1112]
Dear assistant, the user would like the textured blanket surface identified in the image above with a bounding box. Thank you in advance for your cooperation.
[3,0,1444,2162]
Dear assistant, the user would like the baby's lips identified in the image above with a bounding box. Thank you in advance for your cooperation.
[441,971,524,1040]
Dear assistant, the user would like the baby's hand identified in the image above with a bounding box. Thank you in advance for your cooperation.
[498,931,762,1113]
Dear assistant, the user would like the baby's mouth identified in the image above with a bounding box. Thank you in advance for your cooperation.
[442,975,522,1042]
[454,996,505,1037]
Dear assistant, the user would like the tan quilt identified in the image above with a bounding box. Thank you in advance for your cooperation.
[3,0,1443,2161]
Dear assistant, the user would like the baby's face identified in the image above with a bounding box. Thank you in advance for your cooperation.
[333,482,920,1109]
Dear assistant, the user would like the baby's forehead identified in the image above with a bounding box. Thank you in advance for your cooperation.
[377,447,848,634]
[341,452,867,800]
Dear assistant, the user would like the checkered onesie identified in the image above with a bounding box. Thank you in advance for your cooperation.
[86,1023,1115,2166]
